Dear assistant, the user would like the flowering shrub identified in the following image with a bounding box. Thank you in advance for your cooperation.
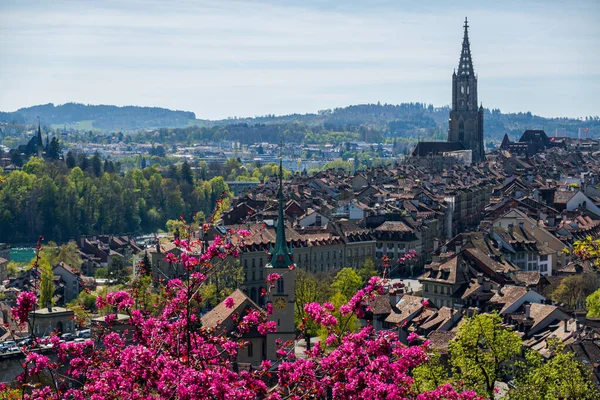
[2,230,486,400]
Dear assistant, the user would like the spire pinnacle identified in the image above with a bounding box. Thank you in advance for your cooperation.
[267,136,294,269]
[457,17,474,77]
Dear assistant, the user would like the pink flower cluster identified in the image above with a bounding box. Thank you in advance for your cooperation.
[96,291,134,311]
[11,291,37,325]
[0,231,487,400]
[304,302,338,327]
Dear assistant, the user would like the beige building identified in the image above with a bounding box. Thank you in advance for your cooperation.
[29,306,75,337]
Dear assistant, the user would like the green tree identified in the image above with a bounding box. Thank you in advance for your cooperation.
[94,268,108,279]
[586,288,600,317]
[180,160,194,185]
[198,261,244,308]
[7,261,19,276]
[294,270,332,349]
[92,151,102,177]
[411,351,450,392]
[66,151,76,169]
[331,268,362,300]
[165,219,186,238]
[449,312,521,398]
[511,339,599,400]
[357,258,378,284]
[108,256,128,283]
[551,274,599,309]
[46,137,61,160]
[39,260,55,308]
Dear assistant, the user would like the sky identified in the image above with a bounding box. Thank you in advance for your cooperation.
[0,0,598,120]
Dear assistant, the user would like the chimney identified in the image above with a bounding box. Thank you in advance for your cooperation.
[156,242,161,253]
[564,320,569,333]
[477,274,483,285]
[498,286,503,297]
[524,303,531,319]
[389,290,399,307]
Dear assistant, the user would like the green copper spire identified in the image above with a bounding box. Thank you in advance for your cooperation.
[267,137,294,269]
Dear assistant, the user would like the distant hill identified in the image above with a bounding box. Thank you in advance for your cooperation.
[0,103,196,131]
[203,103,599,142]
[1,102,598,141]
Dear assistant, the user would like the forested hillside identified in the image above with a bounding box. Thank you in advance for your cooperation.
[1,102,598,141]
[0,103,195,130]
[0,157,228,242]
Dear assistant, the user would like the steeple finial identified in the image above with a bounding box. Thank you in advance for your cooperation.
[267,135,294,269]
[457,17,474,77]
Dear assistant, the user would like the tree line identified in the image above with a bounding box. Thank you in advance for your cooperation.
[0,157,230,243]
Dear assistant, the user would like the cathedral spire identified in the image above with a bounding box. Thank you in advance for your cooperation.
[267,136,294,269]
[457,17,474,77]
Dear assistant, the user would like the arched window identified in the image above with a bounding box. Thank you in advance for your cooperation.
[460,85,464,94]
[466,85,470,94]
[277,279,284,294]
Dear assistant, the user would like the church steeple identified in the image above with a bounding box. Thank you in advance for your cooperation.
[267,138,294,269]
[448,17,485,163]
[457,17,474,77]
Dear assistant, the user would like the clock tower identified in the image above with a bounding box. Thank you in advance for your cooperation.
[265,141,296,361]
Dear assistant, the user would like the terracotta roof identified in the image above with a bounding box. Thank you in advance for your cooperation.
[200,289,263,333]
[385,295,427,324]
[514,272,542,287]
[374,221,413,233]
[489,285,528,314]
[426,331,457,353]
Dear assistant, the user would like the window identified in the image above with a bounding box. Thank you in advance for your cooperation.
[252,259,256,267]
[367,248,371,255]
[260,270,263,280]
[466,85,470,94]
[259,258,263,266]
[277,279,284,293]
[252,271,256,281]
[277,319,280,327]
[540,254,548,261]
[247,342,253,357]
[315,215,322,226]
[460,85,464,94]
[244,260,248,268]
[423,284,428,293]
[434,285,438,294]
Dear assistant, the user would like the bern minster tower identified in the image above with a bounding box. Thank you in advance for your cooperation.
[448,17,485,162]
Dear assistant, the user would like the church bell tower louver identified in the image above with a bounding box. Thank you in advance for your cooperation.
[448,17,485,163]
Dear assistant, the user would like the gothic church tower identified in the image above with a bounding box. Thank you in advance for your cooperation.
[448,18,485,163]
[265,141,296,361]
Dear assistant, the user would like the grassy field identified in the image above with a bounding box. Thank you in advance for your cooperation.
[50,120,95,131]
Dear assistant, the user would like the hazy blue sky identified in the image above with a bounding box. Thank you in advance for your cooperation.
[1,0,598,119]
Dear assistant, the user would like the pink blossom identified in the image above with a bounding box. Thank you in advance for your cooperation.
[10,291,37,325]
[224,297,235,309]
[266,273,281,285]
[407,332,419,343]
